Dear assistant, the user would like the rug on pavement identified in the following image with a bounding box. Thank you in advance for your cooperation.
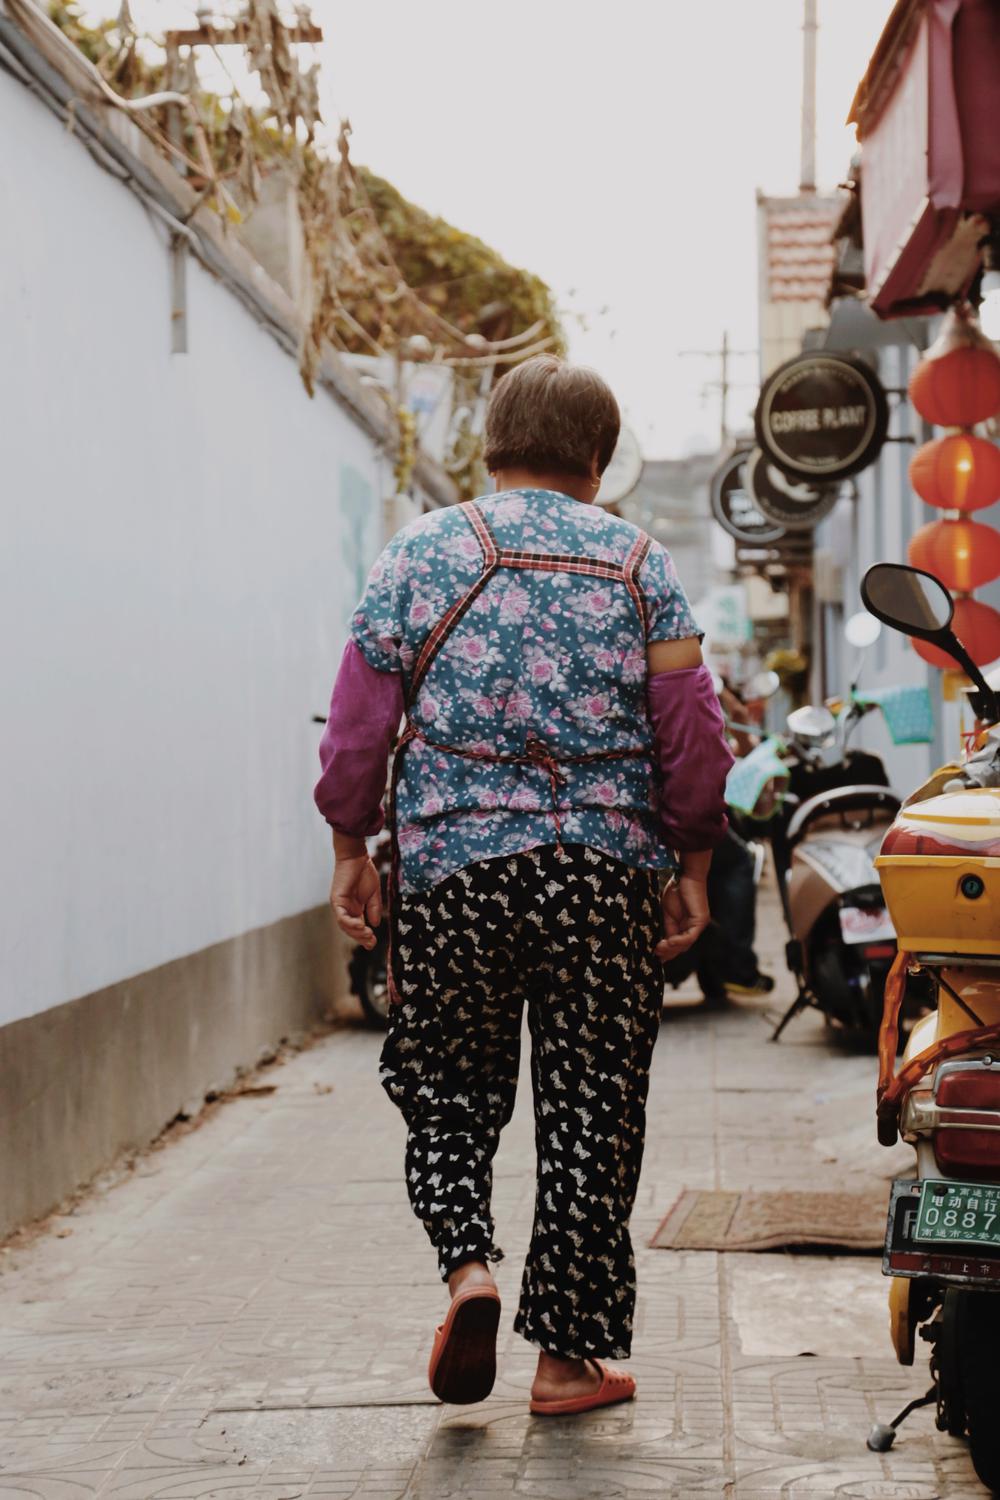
[650,1188,885,1252]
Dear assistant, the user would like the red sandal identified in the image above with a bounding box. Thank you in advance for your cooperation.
[427,1285,502,1405]
[529,1359,636,1416]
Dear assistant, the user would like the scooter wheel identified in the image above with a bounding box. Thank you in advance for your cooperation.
[936,1290,967,1438]
[954,1290,1000,1492]
[348,927,391,1030]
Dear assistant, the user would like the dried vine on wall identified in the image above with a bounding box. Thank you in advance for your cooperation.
[48,1,565,494]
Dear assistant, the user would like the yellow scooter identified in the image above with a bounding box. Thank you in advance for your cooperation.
[860,562,1000,1492]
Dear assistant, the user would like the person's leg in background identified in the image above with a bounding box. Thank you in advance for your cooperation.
[513,845,662,1407]
[696,826,771,1001]
[713,822,773,994]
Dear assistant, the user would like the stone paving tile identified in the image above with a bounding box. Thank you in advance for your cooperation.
[0,1475,113,1499]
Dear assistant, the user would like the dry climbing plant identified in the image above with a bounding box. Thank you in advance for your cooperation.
[242,0,320,141]
[50,0,563,489]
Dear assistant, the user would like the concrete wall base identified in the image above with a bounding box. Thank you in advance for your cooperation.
[0,907,347,1239]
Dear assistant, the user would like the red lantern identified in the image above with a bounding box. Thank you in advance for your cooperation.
[912,596,1000,669]
[909,433,1000,512]
[908,518,1000,592]
[908,305,1000,428]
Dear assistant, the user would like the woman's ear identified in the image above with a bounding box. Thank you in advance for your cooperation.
[589,452,603,489]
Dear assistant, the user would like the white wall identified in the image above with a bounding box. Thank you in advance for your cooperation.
[0,76,387,1026]
[814,342,938,794]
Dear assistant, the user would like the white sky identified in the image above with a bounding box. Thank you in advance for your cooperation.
[102,0,892,458]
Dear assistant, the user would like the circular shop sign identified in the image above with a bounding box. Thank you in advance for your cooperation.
[710,447,786,545]
[755,353,888,481]
[746,448,841,531]
[596,423,643,506]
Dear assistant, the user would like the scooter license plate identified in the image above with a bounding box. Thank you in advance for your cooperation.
[915,1180,1000,1249]
[838,905,894,945]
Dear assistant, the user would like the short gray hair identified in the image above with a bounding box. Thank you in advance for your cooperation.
[483,355,620,478]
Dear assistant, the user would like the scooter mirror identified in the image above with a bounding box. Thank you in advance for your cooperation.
[861,562,1000,724]
[786,704,837,744]
[860,562,953,638]
[844,611,881,649]
[746,669,780,701]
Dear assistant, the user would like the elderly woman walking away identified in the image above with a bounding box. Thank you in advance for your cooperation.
[315,356,733,1415]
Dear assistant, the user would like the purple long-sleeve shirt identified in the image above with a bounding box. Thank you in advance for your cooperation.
[646,665,732,851]
[315,642,403,839]
[314,643,731,853]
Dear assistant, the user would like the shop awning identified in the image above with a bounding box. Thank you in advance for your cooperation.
[850,0,1000,319]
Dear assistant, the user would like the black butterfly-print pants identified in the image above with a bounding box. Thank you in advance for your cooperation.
[379,844,663,1361]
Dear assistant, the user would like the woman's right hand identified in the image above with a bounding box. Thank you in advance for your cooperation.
[331,834,383,950]
[655,855,711,960]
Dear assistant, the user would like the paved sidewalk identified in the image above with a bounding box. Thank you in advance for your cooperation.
[0,883,988,1498]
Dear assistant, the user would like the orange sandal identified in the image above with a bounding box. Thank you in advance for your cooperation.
[529,1359,636,1416]
[427,1285,502,1405]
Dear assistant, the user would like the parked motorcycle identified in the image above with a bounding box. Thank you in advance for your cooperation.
[735,614,913,1044]
[769,739,900,1039]
[860,563,1000,1493]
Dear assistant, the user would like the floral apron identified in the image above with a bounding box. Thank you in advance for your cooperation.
[386,499,654,1003]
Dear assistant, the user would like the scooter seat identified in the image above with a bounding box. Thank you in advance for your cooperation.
[785,784,901,853]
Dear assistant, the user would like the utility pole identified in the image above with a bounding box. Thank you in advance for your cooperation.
[800,0,818,193]
[679,331,757,448]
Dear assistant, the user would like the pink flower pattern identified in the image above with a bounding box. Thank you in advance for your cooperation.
[351,488,699,893]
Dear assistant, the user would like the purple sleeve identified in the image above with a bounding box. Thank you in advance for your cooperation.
[314,641,404,837]
[647,664,734,852]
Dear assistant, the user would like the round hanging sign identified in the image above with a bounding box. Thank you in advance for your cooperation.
[595,423,643,506]
[746,448,841,531]
[755,353,888,481]
[710,447,786,545]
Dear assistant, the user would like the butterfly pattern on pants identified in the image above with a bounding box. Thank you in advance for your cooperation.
[379,844,662,1360]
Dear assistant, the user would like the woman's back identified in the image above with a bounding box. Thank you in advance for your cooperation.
[354,486,699,893]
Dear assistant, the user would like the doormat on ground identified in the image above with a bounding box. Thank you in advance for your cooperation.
[650,1189,885,1253]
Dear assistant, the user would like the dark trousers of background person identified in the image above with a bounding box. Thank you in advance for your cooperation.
[379,844,662,1361]
[695,825,760,999]
[659,825,760,1002]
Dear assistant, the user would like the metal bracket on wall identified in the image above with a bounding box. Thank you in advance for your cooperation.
[164,33,187,355]
[170,234,188,354]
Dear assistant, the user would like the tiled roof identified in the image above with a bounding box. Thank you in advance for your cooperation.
[761,197,841,304]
